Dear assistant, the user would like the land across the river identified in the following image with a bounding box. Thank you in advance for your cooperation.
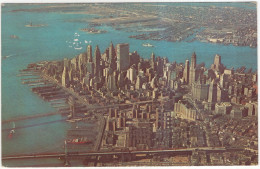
[11,3,257,47]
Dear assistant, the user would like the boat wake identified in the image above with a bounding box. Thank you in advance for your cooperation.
[2,54,16,59]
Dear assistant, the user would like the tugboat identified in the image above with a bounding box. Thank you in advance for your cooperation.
[8,122,15,139]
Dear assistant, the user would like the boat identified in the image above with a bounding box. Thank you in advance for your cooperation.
[74,47,82,50]
[142,43,154,47]
[8,122,15,139]
[74,39,79,42]
[85,40,88,43]
[10,35,19,39]
[3,54,14,59]
[25,21,47,28]
[67,137,92,144]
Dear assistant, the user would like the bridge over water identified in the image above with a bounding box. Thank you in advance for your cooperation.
[2,147,243,160]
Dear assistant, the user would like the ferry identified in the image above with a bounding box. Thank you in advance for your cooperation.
[8,122,15,139]
[142,43,154,47]
[67,137,92,144]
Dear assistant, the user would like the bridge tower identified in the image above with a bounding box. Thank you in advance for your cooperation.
[64,140,71,166]
[68,96,76,118]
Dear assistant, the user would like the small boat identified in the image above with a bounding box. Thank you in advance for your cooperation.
[25,21,46,27]
[85,40,88,43]
[10,35,19,39]
[142,43,154,47]
[74,47,82,50]
[3,54,14,59]
[74,39,79,42]
[8,122,15,139]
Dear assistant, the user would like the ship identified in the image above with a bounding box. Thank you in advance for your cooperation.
[10,35,19,39]
[25,21,47,28]
[142,43,154,47]
[74,47,82,50]
[8,122,15,139]
[67,137,92,144]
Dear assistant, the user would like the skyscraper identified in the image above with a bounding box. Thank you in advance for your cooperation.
[191,81,209,101]
[211,54,224,73]
[94,45,101,77]
[62,67,70,87]
[87,45,92,63]
[151,52,155,69]
[109,42,117,71]
[183,59,189,84]
[189,52,197,85]
[208,79,217,103]
[117,43,129,71]
[127,66,137,83]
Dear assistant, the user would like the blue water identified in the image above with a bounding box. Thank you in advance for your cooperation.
[1,3,257,166]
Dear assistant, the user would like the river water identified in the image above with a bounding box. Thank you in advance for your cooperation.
[1,3,257,167]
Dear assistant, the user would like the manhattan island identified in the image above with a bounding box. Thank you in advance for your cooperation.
[12,42,258,166]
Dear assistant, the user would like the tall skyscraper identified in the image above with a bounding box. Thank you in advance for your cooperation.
[191,52,196,69]
[211,54,224,73]
[151,52,155,69]
[117,43,129,71]
[189,52,197,85]
[127,66,137,83]
[94,45,101,77]
[109,42,117,71]
[87,45,92,63]
[109,41,116,60]
[108,72,117,91]
[183,59,189,84]
[62,67,70,87]
[208,79,217,103]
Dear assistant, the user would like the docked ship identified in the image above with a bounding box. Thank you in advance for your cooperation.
[142,43,154,47]
[67,137,92,144]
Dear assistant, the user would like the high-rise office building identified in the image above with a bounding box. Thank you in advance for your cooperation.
[211,54,224,73]
[191,81,209,101]
[117,43,129,71]
[109,41,117,71]
[94,45,101,77]
[127,66,137,83]
[208,79,218,103]
[62,67,70,87]
[151,52,155,69]
[87,45,92,63]
[183,59,189,84]
[189,52,197,85]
